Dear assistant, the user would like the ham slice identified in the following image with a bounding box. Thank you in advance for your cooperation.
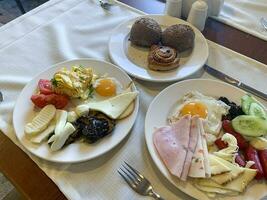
[188,118,206,178]
[153,115,191,178]
[180,116,199,181]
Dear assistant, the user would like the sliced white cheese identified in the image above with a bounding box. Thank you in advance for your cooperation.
[50,122,76,151]
[209,154,231,175]
[55,110,68,135]
[67,111,78,123]
[76,91,138,119]
[188,122,206,178]
[24,104,56,135]
[210,155,244,185]
[30,120,56,143]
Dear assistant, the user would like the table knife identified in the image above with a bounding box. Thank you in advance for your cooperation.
[204,64,267,101]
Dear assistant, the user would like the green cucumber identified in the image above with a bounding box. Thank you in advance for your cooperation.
[249,102,267,119]
[232,115,267,137]
[241,94,254,114]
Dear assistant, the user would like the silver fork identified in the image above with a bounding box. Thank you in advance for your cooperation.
[118,162,165,200]
[260,17,267,31]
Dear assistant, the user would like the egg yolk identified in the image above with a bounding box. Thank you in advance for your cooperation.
[180,102,208,119]
[95,79,116,97]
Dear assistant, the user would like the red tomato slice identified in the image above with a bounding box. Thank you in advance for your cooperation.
[31,94,68,109]
[38,79,53,95]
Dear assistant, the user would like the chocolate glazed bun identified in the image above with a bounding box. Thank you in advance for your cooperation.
[162,24,195,52]
[130,18,162,47]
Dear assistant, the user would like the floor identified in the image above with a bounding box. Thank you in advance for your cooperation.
[0,0,48,24]
[0,1,48,199]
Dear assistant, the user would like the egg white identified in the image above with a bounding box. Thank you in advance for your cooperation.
[169,91,230,136]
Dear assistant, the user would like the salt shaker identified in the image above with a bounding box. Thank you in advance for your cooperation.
[164,0,182,18]
[210,0,224,16]
[187,0,208,31]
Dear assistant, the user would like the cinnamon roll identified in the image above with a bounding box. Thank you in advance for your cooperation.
[148,45,180,71]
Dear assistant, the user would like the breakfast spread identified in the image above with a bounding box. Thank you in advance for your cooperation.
[153,91,267,198]
[148,45,180,71]
[129,17,195,72]
[24,66,138,151]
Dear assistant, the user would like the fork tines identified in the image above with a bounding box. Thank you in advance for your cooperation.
[117,162,143,187]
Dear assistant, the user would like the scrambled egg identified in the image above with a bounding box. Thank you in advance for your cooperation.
[52,66,95,99]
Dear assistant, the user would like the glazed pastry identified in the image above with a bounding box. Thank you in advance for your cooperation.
[148,45,180,71]
[130,17,162,47]
[162,24,195,52]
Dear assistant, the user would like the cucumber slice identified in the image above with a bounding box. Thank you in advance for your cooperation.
[24,105,56,135]
[241,95,254,114]
[232,115,267,137]
[249,102,267,119]
[241,94,266,116]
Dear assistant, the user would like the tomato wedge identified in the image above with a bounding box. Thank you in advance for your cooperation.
[38,79,53,95]
[31,94,68,109]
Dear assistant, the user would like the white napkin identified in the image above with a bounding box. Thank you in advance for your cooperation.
[215,0,267,41]
[0,0,267,200]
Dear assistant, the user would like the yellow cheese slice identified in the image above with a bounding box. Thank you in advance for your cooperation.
[209,154,231,175]
[210,155,244,185]
[224,168,257,192]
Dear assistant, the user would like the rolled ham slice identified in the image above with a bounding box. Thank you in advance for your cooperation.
[153,115,191,178]
[180,115,199,181]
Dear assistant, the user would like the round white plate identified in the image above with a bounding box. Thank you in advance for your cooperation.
[13,59,139,163]
[145,79,267,200]
[109,15,209,82]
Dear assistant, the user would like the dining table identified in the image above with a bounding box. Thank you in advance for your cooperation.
[0,0,267,200]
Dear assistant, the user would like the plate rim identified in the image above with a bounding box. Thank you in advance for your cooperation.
[13,58,140,163]
[108,14,209,83]
[144,78,266,200]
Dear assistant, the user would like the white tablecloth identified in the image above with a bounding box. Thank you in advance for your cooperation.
[0,0,267,199]
[216,0,267,41]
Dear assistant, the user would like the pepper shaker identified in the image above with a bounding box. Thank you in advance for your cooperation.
[187,0,208,31]
[164,0,182,18]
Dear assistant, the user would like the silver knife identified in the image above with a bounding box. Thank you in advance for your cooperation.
[204,64,267,101]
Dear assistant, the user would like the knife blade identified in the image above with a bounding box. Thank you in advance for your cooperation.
[204,65,267,101]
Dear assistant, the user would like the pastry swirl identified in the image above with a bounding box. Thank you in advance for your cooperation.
[148,45,180,71]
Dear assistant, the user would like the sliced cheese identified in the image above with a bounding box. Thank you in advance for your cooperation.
[224,168,257,192]
[199,118,211,177]
[209,154,231,175]
[194,184,235,195]
[210,155,244,185]
[76,91,138,119]
[30,120,56,143]
[188,124,206,178]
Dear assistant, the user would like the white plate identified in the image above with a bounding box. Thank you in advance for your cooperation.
[13,59,139,163]
[109,15,209,82]
[145,79,267,200]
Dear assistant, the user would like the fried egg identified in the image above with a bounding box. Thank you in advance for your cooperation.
[169,91,230,136]
[92,77,124,101]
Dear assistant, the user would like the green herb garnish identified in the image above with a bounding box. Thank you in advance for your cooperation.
[51,78,58,87]
[88,84,94,98]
